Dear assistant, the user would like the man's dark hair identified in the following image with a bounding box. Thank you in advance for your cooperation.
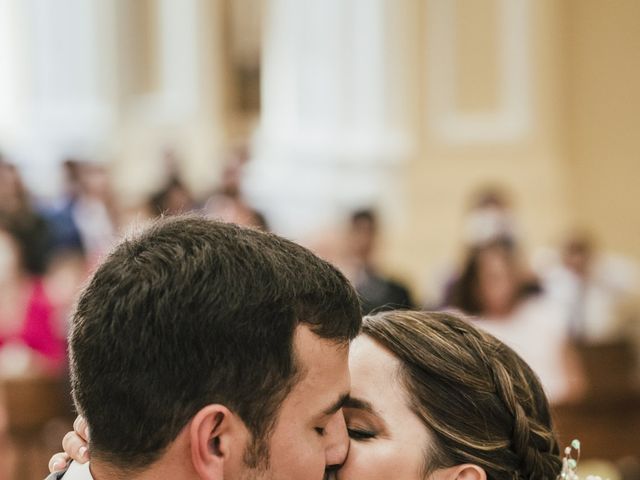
[70,215,361,471]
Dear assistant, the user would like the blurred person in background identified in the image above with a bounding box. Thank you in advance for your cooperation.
[204,146,269,229]
[464,185,518,248]
[43,159,86,258]
[37,160,92,341]
[0,157,30,216]
[149,150,197,217]
[42,158,116,267]
[344,209,413,315]
[69,161,116,264]
[535,231,639,344]
[445,239,540,316]
[0,214,66,377]
[204,192,268,229]
[0,213,67,476]
[150,176,196,217]
[0,158,52,275]
[424,185,519,308]
[445,239,585,403]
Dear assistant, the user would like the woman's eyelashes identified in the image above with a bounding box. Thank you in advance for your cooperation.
[347,427,377,441]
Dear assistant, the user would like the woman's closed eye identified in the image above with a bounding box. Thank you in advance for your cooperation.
[347,427,377,441]
[343,400,387,442]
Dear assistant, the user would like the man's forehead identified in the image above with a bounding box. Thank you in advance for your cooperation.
[288,325,351,403]
[292,325,350,368]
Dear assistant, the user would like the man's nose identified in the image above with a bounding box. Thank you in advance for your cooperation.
[324,411,349,467]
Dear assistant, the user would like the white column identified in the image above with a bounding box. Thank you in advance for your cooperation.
[0,0,29,155]
[0,0,225,200]
[15,0,119,197]
[113,0,226,200]
[245,0,417,238]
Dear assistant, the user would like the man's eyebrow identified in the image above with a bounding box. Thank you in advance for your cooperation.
[343,396,374,413]
[322,393,351,416]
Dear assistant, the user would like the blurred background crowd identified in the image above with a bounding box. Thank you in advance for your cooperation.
[0,0,639,479]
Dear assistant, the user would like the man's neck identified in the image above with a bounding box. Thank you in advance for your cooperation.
[89,461,189,480]
[90,452,195,480]
[88,432,197,480]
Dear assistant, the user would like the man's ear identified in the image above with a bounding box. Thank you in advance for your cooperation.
[190,404,247,480]
[434,464,487,480]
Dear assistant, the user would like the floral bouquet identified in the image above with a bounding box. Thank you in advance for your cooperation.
[558,439,608,480]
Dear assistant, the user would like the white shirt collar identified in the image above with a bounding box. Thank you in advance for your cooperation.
[62,461,94,480]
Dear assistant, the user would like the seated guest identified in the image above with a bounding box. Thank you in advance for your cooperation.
[445,239,541,316]
[44,160,115,266]
[47,216,361,480]
[0,214,64,375]
[345,209,413,315]
[445,240,585,403]
[0,159,52,274]
[536,231,639,343]
[42,159,85,258]
[150,176,196,217]
[463,186,518,248]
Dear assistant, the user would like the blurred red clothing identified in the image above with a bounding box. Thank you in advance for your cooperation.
[0,279,65,372]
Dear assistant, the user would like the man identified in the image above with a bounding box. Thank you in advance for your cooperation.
[346,209,413,315]
[47,215,361,479]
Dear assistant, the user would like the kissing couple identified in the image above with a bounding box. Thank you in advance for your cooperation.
[48,216,562,480]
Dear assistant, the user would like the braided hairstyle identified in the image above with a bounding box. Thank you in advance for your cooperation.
[362,310,562,480]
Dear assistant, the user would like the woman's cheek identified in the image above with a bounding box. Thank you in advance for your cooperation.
[338,442,391,480]
[339,440,424,480]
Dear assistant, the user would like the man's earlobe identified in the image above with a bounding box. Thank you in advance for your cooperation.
[190,405,235,479]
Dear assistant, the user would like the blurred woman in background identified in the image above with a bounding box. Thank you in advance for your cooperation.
[0,214,65,377]
[445,239,540,317]
[0,159,51,275]
[445,239,585,403]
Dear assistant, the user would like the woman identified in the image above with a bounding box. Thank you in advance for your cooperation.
[445,239,541,317]
[446,240,584,403]
[0,214,65,374]
[339,310,561,479]
[50,310,562,479]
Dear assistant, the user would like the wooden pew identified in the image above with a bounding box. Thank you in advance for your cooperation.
[2,375,73,480]
[553,340,640,462]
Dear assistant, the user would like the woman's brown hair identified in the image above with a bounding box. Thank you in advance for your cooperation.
[362,310,561,479]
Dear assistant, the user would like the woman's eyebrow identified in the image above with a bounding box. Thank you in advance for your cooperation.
[343,396,375,413]
[344,395,390,434]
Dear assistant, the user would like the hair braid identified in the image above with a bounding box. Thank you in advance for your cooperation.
[480,332,562,479]
[363,311,563,480]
